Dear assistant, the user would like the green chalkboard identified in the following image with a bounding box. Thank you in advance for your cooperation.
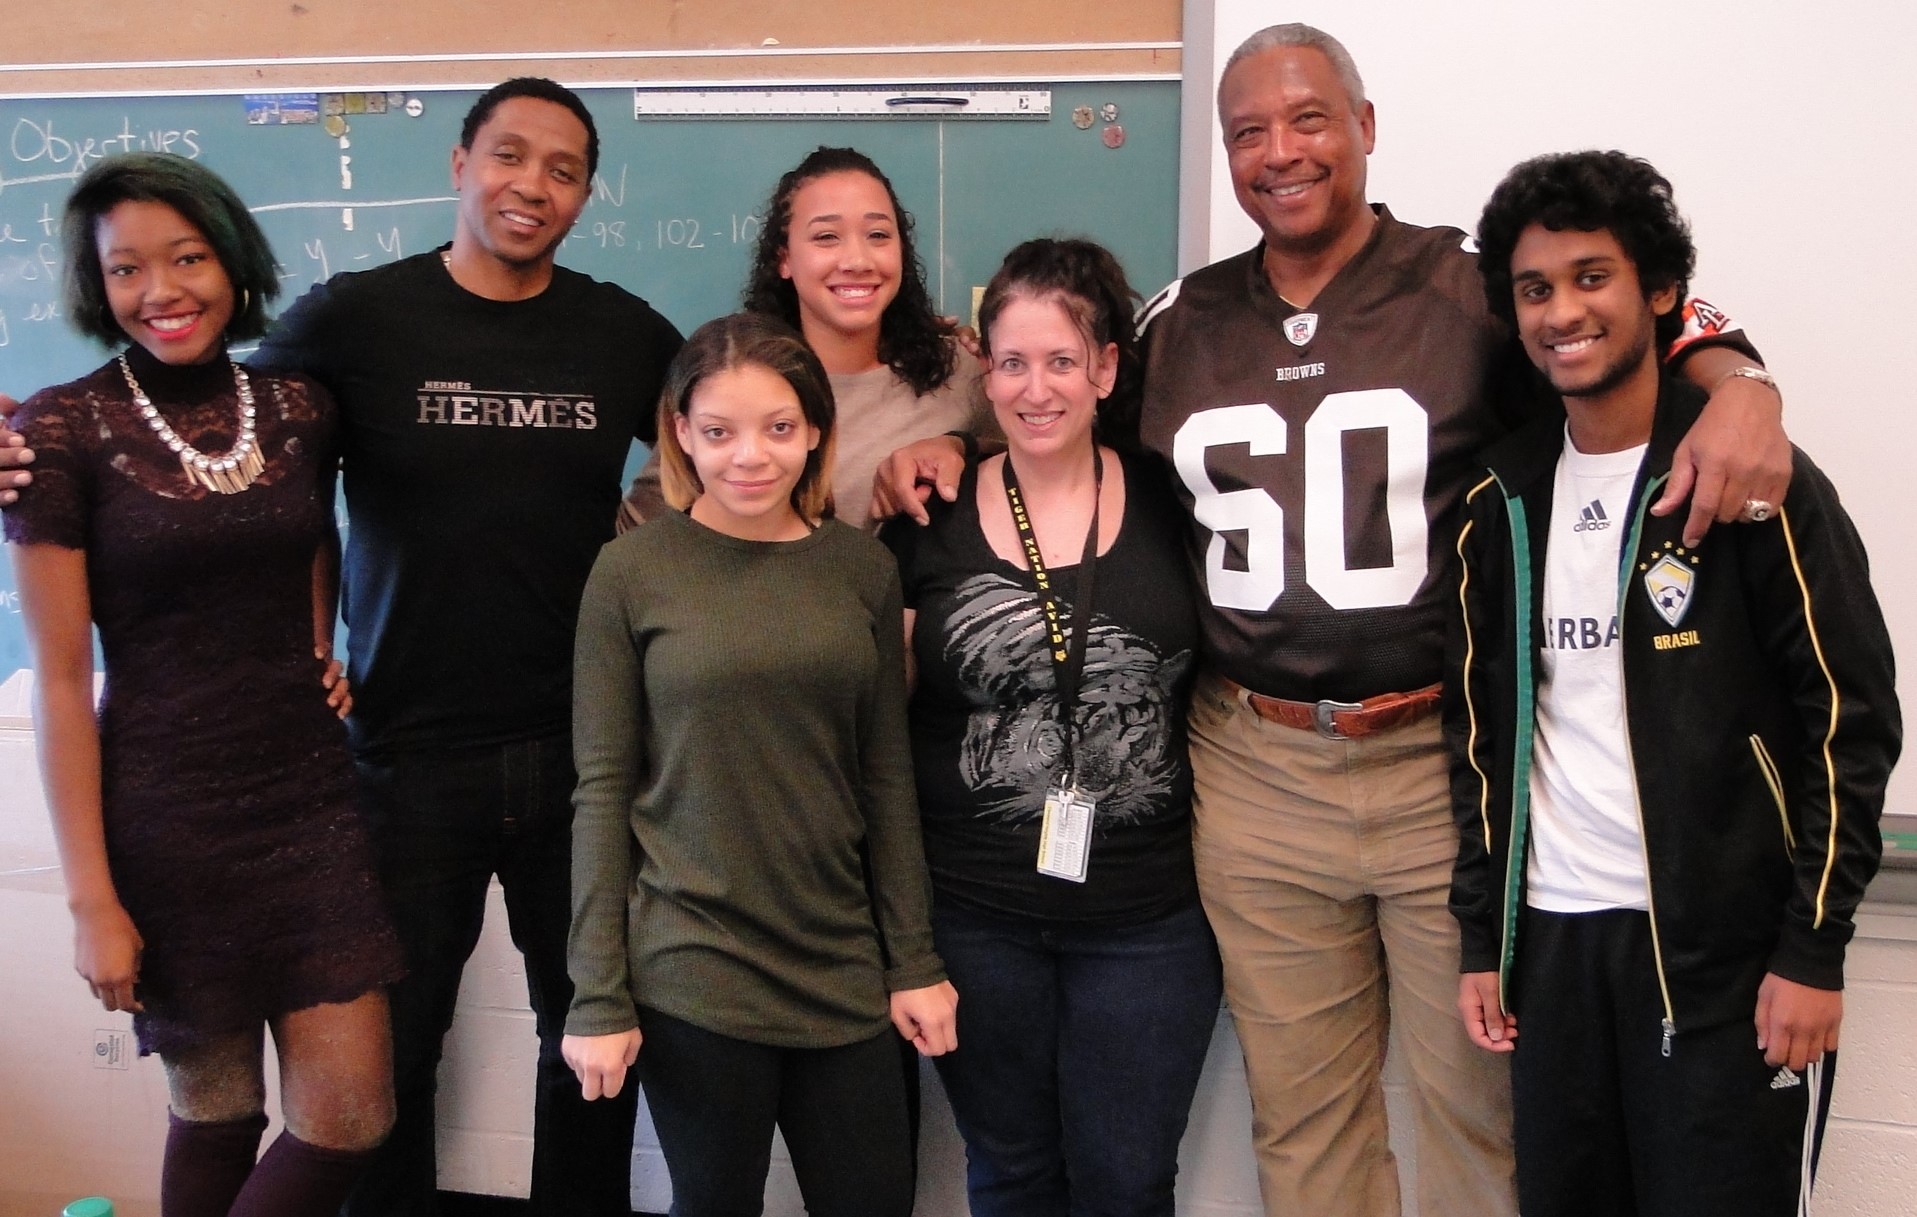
[0,81,1180,678]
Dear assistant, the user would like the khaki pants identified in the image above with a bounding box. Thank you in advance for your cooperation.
[1189,672,1516,1217]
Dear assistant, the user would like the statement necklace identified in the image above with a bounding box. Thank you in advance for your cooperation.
[117,354,264,494]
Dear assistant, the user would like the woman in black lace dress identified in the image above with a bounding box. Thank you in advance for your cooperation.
[3,154,403,1217]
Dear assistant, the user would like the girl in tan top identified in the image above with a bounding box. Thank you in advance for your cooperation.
[625,146,992,528]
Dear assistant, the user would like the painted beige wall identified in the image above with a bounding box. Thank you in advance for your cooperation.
[1,1,1181,93]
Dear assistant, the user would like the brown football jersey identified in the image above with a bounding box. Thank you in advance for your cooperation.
[1138,207,1505,701]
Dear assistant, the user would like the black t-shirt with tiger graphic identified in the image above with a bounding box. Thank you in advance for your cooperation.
[883,450,1201,926]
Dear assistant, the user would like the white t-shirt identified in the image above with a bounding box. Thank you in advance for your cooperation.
[1525,434,1650,913]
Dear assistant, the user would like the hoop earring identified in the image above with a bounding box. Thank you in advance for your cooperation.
[241,287,251,314]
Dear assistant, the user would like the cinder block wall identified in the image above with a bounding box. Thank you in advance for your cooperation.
[1814,905,1917,1215]
[5,709,1915,1215]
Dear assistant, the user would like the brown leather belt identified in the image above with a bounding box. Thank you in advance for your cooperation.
[1225,679,1442,741]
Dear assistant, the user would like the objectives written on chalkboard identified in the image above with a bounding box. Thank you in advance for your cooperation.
[0,81,1175,395]
[0,81,1180,679]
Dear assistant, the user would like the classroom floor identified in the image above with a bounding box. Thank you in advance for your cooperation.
[441,1192,659,1217]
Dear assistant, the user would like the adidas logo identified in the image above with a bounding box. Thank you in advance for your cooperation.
[1573,499,1612,533]
[1770,1066,1801,1090]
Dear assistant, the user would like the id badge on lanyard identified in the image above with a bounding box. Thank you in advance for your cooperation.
[1002,450,1104,886]
[1038,783,1095,882]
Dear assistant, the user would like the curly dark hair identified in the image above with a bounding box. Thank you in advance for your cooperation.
[1477,150,1696,352]
[741,147,955,397]
[977,237,1145,449]
[461,77,599,178]
[62,152,280,346]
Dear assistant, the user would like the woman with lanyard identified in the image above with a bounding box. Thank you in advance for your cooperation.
[881,238,1220,1214]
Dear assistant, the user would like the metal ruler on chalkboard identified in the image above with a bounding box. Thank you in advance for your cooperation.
[632,84,1050,120]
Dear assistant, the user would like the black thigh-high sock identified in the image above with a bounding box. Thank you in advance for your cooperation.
[160,1111,269,1217]
[227,1130,380,1217]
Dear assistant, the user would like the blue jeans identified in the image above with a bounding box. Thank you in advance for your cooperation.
[932,899,1223,1217]
[344,734,636,1216]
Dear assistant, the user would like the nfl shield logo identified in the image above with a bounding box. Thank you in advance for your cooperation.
[1643,554,1695,627]
[1284,312,1318,347]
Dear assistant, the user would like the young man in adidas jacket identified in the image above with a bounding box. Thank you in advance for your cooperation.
[1446,149,1901,1217]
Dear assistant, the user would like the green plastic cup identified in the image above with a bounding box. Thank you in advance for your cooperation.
[63,1200,114,1217]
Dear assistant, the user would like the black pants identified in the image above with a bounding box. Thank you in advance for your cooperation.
[345,735,637,1216]
[637,1006,915,1217]
[1511,908,1834,1217]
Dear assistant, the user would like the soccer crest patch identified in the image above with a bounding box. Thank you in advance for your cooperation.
[1284,312,1318,347]
[1643,554,1695,627]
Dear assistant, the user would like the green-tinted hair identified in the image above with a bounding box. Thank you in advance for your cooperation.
[62,152,280,345]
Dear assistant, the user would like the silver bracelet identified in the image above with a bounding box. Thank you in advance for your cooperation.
[1712,365,1781,396]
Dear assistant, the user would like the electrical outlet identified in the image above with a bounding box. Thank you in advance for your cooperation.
[91,1028,130,1070]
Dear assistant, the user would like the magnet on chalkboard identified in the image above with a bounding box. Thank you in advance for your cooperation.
[247,93,318,126]
[364,93,387,115]
[321,94,345,116]
[344,93,368,115]
[323,114,349,138]
[1100,102,1119,122]
[387,92,406,108]
[243,93,319,126]
[1072,106,1094,130]
[1101,124,1125,149]
[404,97,425,118]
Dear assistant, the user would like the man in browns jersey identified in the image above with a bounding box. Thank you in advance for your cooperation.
[1139,22,1791,1217]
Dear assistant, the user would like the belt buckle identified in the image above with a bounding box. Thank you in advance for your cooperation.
[1313,699,1363,740]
